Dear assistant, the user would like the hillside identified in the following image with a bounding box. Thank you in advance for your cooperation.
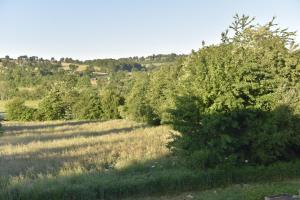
[1,14,300,200]
[0,120,172,199]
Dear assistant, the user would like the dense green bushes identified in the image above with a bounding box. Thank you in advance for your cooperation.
[2,15,300,171]
[168,15,300,169]
[123,64,181,125]
[124,73,159,124]
[100,88,123,120]
[5,84,123,121]
[72,89,102,120]
[38,86,73,120]
[5,98,38,121]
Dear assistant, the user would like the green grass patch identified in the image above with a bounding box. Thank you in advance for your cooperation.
[0,100,8,113]
[2,160,300,200]
[1,120,300,200]
[0,100,39,113]
[132,179,300,200]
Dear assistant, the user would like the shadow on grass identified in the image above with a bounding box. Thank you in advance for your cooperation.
[3,120,99,132]
[2,155,300,200]
[0,139,125,177]
[2,125,147,146]
[3,103,300,199]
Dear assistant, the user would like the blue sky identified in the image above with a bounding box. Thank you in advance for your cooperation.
[0,0,299,60]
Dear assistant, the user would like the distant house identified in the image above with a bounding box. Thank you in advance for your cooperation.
[29,56,38,62]
[18,55,28,61]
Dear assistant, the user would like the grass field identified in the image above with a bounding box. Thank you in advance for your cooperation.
[2,120,300,200]
[130,179,300,200]
[0,100,8,113]
[0,100,39,113]
[61,62,89,71]
[0,120,173,199]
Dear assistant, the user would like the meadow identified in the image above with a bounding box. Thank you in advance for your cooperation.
[0,120,173,199]
[1,15,300,199]
[1,119,300,200]
[0,100,39,113]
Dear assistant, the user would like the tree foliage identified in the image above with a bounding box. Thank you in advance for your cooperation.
[72,89,102,120]
[2,14,300,170]
[38,83,75,120]
[5,98,37,121]
[124,73,159,124]
[168,15,300,168]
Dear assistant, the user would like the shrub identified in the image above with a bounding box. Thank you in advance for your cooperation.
[146,64,182,124]
[72,89,102,120]
[168,15,300,169]
[5,98,37,121]
[100,88,123,120]
[124,73,159,125]
[38,84,75,120]
[0,81,18,100]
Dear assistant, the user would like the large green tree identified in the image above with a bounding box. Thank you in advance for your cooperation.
[169,15,300,168]
[72,89,102,120]
[124,73,158,124]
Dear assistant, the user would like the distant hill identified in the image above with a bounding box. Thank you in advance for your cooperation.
[0,53,186,73]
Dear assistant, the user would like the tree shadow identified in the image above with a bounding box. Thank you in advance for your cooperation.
[3,120,98,132]
[3,154,300,200]
[1,125,147,146]
[0,139,125,177]
[169,95,300,167]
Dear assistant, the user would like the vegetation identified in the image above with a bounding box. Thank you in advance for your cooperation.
[1,14,300,199]
[168,15,300,169]
[2,120,300,200]
[131,179,300,200]
[5,98,38,121]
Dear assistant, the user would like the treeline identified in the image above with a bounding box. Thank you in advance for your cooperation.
[0,53,184,100]
[84,59,145,73]
[0,63,91,100]
[3,15,300,170]
[83,54,185,72]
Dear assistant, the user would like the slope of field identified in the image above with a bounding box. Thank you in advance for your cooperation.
[2,120,300,200]
[0,120,174,199]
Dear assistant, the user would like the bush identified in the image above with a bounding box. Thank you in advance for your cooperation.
[168,15,300,169]
[124,73,159,125]
[5,98,37,121]
[146,64,182,124]
[100,88,123,120]
[72,89,102,120]
[38,84,75,120]
[0,81,18,100]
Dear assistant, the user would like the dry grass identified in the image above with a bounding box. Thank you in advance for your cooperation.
[61,62,88,71]
[0,119,171,177]
[0,100,7,112]
[2,120,300,199]
[0,100,40,112]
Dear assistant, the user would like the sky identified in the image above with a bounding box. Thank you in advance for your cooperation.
[0,0,299,60]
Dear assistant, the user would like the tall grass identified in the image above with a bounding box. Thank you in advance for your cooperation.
[0,100,8,113]
[0,100,39,113]
[1,120,300,200]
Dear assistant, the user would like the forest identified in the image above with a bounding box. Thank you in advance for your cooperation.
[1,15,300,199]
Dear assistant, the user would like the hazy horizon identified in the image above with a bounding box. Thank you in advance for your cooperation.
[1,0,300,60]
